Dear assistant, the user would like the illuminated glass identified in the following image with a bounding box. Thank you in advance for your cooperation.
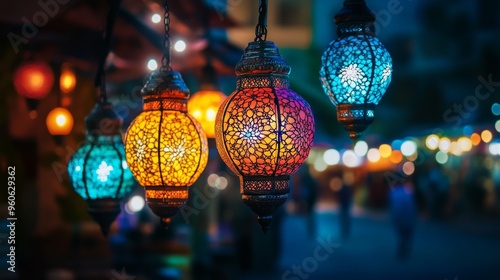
[188,90,227,138]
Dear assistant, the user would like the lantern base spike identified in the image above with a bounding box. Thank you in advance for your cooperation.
[87,199,121,237]
[146,200,185,228]
[336,103,375,141]
[242,193,288,233]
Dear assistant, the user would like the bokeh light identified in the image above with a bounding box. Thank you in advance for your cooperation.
[367,148,381,163]
[488,143,500,156]
[481,130,493,143]
[496,120,500,133]
[342,150,362,168]
[458,137,472,152]
[438,138,451,153]
[379,144,392,158]
[174,40,186,52]
[354,141,368,157]
[426,135,439,150]
[402,162,415,176]
[128,195,145,212]
[147,59,158,71]
[492,103,500,116]
[436,151,449,165]
[324,149,340,165]
[471,133,481,146]
[390,150,403,164]
[151,13,161,23]
[401,140,417,156]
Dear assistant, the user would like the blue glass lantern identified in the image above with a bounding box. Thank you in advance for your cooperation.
[68,101,135,235]
[320,0,392,140]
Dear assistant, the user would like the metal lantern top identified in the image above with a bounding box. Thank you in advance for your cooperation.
[141,70,190,112]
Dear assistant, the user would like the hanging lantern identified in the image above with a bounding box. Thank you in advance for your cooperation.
[46,107,74,144]
[67,102,135,235]
[215,0,315,232]
[125,0,208,227]
[319,0,393,140]
[125,71,209,226]
[188,90,226,139]
[14,61,54,99]
[60,66,77,94]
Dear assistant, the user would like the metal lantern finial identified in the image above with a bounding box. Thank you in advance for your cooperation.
[320,0,392,140]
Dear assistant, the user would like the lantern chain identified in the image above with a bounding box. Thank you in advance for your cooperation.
[94,0,121,103]
[254,0,268,42]
[161,0,172,71]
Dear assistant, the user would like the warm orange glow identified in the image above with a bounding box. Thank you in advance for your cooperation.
[46,107,74,135]
[188,90,227,138]
[60,68,76,93]
[379,144,392,158]
[14,62,54,99]
[471,133,481,146]
[61,96,72,107]
[125,110,208,188]
[389,150,403,164]
[481,130,493,143]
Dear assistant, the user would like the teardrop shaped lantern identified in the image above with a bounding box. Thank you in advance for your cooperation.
[124,0,208,226]
[215,1,315,232]
[68,101,135,236]
[320,0,392,140]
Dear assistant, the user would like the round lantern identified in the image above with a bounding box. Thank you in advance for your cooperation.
[14,61,54,100]
[215,41,315,232]
[319,0,392,140]
[125,71,209,226]
[188,90,227,139]
[68,101,135,235]
[46,107,74,144]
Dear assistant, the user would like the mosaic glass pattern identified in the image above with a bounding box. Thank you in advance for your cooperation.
[125,110,208,188]
[68,135,135,200]
[216,86,315,178]
[320,34,392,106]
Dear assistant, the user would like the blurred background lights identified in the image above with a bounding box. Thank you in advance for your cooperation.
[151,13,161,23]
[488,142,500,156]
[207,173,219,187]
[389,151,403,164]
[342,150,362,168]
[470,133,481,146]
[401,140,417,156]
[438,138,451,153]
[402,162,415,176]
[174,40,186,52]
[458,137,472,152]
[496,120,500,133]
[462,125,474,136]
[329,177,343,192]
[450,141,462,156]
[367,148,381,163]
[492,103,500,116]
[127,195,145,213]
[425,134,439,150]
[323,149,340,165]
[313,156,328,172]
[147,59,158,71]
[207,173,228,190]
[379,144,392,158]
[391,139,402,150]
[481,130,493,143]
[354,141,368,157]
[436,151,449,165]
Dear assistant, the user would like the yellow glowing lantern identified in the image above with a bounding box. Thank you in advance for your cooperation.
[46,107,74,136]
[125,71,208,225]
[60,67,76,94]
[188,90,227,138]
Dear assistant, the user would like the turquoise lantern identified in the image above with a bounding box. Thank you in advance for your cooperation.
[68,101,135,235]
[320,0,392,140]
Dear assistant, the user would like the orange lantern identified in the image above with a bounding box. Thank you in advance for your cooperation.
[14,61,54,100]
[60,67,76,94]
[188,90,227,138]
[46,107,74,142]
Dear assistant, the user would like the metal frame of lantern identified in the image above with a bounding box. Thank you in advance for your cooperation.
[125,0,208,227]
[320,0,393,140]
[215,0,315,233]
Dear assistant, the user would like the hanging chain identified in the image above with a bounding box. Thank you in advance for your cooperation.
[254,0,268,42]
[161,0,171,71]
[95,0,121,103]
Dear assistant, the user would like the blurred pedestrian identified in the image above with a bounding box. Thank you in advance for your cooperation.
[390,181,418,260]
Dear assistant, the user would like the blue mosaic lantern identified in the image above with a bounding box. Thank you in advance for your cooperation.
[68,101,135,235]
[320,0,392,140]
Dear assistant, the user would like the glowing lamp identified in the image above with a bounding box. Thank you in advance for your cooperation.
[188,90,227,138]
[60,67,76,94]
[125,71,208,225]
[46,107,74,142]
[320,0,392,140]
[14,61,54,100]
[67,102,135,235]
[215,41,315,232]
